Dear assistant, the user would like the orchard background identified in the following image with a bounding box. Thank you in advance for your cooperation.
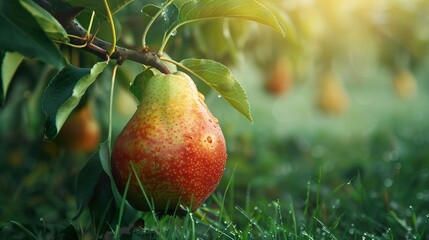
[1,0,429,239]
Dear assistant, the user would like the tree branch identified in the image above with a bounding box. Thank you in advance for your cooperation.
[35,0,171,74]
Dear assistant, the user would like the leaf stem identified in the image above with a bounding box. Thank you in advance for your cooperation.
[103,0,116,56]
[87,11,96,40]
[158,18,215,55]
[158,24,181,55]
[142,0,175,49]
[108,64,119,144]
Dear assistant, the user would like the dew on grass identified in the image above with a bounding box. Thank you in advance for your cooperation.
[382,228,392,238]
[383,150,399,161]
[369,191,379,198]
[394,162,402,170]
[420,170,429,179]
[331,198,341,209]
[348,223,355,235]
[363,232,376,240]
[383,178,393,187]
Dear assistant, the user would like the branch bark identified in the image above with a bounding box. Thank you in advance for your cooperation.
[35,0,171,74]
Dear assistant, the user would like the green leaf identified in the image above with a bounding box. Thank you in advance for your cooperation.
[64,0,134,19]
[180,58,252,122]
[98,140,112,177]
[129,69,154,103]
[143,3,179,48]
[142,4,161,17]
[1,52,25,104]
[74,150,103,220]
[89,171,118,237]
[0,0,65,68]
[9,221,38,240]
[43,62,108,140]
[174,0,284,36]
[19,0,69,43]
[263,2,297,43]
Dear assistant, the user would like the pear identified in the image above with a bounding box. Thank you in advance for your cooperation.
[316,71,348,115]
[393,69,417,99]
[111,72,227,214]
[265,57,293,96]
[56,104,101,153]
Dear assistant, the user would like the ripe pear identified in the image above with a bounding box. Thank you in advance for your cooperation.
[56,104,101,152]
[393,69,417,99]
[265,57,293,96]
[111,72,227,214]
[316,71,348,115]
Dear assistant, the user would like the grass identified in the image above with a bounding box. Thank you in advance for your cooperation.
[1,118,429,239]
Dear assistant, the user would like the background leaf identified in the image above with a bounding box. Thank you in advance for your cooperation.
[181,58,253,122]
[142,4,162,17]
[19,0,69,43]
[0,0,65,68]
[174,0,284,35]
[74,150,103,220]
[64,0,134,19]
[1,52,25,104]
[43,62,108,140]
[142,3,179,48]
[88,171,118,237]
[58,224,79,240]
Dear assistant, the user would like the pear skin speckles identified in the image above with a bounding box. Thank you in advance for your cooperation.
[111,72,227,214]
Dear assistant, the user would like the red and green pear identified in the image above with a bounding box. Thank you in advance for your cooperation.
[111,72,227,214]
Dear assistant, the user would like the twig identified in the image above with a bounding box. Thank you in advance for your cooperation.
[34,0,171,74]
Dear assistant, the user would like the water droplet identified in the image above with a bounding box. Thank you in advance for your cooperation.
[206,136,212,143]
[395,162,402,170]
[217,94,222,98]
[170,29,177,36]
[161,10,168,21]
[384,178,393,187]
